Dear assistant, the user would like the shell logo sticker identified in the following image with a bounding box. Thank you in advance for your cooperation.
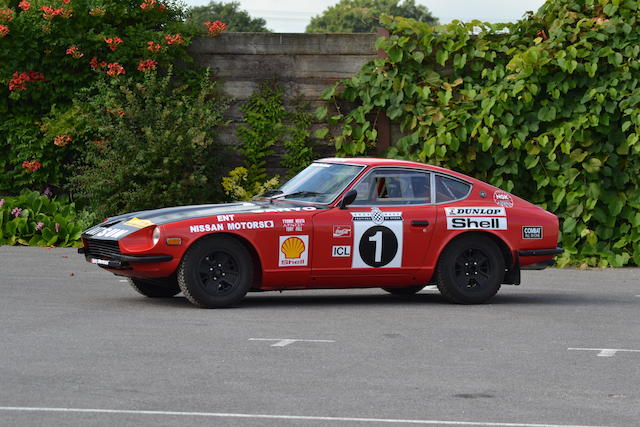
[279,235,309,267]
[123,217,155,228]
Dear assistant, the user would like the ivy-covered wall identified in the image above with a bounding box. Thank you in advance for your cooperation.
[320,0,640,267]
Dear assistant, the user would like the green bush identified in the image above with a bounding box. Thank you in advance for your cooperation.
[0,0,195,192]
[62,71,227,217]
[321,0,640,267]
[66,68,229,218]
[0,190,90,246]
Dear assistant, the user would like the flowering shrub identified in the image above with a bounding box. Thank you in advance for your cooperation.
[0,190,89,246]
[67,68,229,218]
[0,0,195,193]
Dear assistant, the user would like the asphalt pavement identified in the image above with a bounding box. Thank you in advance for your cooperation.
[0,246,639,427]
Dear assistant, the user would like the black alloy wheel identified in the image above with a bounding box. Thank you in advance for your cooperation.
[196,251,240,297]
[436,235,504,304]
[178,236,254,308]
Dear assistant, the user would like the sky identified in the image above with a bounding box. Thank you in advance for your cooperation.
[182,0,547,32]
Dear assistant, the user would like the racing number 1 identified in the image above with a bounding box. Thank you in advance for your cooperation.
[368,231,383,263]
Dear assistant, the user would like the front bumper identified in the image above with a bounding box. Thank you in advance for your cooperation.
[78,247,172,269]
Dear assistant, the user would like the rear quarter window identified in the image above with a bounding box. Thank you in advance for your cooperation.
[436,175,471,203]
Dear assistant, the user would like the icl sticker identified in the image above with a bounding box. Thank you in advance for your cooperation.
[351,208,403,268]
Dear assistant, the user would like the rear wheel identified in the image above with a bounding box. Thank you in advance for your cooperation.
[436,235,504,304]
[127,277,181,298]
[177,236,253,308]
[382,285,425,296]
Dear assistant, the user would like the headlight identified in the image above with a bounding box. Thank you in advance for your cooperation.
[152,226,160,246]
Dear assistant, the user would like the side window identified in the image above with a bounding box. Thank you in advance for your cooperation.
[352,169,431,205]
[435,175,471,203]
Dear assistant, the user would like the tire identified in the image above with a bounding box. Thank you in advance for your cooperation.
[128,277,181,298]
[436,235,505,304]
[177,236,254,308]
[382,285,425,296]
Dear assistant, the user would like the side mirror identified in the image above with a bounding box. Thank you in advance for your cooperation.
[339,189,357,210]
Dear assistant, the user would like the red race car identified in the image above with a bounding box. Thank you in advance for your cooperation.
[79,158,563,308]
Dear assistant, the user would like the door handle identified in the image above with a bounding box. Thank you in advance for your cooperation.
[411,220,430,227]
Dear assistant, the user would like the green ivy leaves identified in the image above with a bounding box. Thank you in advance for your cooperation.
[323,0,640,267]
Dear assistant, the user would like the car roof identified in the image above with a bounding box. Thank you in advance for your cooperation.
[317,157,478,184]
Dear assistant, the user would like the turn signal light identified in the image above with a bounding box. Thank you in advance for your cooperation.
[166,237,182,246]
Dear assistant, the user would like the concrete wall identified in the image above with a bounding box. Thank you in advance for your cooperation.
[188,33,379,174]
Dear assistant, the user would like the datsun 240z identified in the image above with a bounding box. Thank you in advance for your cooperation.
[79,158,563,308]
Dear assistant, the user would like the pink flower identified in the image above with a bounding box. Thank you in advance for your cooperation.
[55,223,60,233]
[18,1,30,11]
[43,187,52,197]
[12,207,22,217]
[0,199,4,207]
[36,222,44,231]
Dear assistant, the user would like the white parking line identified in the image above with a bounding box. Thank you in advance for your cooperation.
[568,348,640,357]
[0,406,609,427]
[249,338,335,347]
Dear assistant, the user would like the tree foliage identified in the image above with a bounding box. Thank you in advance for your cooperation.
[186,1,269,32]
[0,0,194,193]
[68,69,229,218]
[306,0,437,33]
[320,0,640,267]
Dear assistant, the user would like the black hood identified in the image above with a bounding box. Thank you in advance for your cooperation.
[83,200,324,240]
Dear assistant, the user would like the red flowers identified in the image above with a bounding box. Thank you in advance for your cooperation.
[53,135,72,147]
[204,20,227,37]
[137,59,158,72]
[106,63,125,77]
[0,9,14,23]
[164,33,184,45]
[8,71,45,91]
[0,24,8,38]
[22,160,42,172]
[104,36,123,51]
[66,44,83,59]
[18,1,31,11]
[147,41,162,52]
[89,56,107,70]
[40,6,63,20]
[140,0,157,10]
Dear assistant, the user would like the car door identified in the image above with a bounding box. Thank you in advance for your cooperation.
[311,167,437,287]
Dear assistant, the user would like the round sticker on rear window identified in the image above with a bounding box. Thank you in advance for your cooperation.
[493,190,514,208]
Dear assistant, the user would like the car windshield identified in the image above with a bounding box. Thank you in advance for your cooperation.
[267,162,365,204]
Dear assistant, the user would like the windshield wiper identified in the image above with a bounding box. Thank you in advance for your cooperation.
[270,191,324,200]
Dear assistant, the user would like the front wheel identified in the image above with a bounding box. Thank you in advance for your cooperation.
[177,236,254,308]
[436,235,504,304]
[127,277,181,298]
